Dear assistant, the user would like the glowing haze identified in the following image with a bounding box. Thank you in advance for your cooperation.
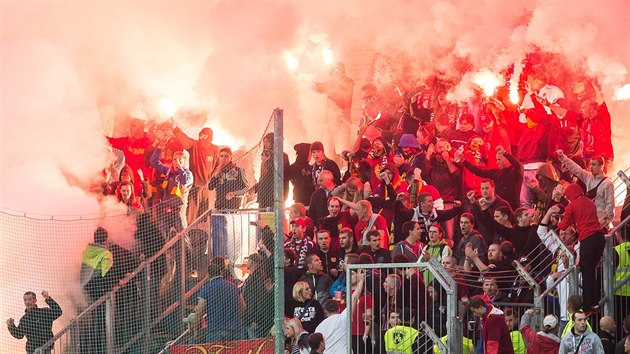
[1,1,629,351]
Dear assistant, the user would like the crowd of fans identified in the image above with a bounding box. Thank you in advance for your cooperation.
[45,56,628,354]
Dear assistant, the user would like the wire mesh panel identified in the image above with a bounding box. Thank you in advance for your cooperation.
[346,260,460,354]
[1,112,284,354]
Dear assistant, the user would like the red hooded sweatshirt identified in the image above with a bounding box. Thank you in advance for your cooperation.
[558,183,602,241]
[519,312,561,354]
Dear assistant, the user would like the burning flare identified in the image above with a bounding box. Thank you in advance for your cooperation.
[157,97,177,118]
[322,47,333,66]
[473,69,504,97]
[285,53,299,72]
[612,83,630,101]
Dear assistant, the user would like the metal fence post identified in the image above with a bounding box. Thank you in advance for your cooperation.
[106,295,115,353]
[513,260,542,329]
[427,259,461,354]
[273,108,286,354]
[142,263,151,354]
[180,231,187,335]
[602,234,615,317]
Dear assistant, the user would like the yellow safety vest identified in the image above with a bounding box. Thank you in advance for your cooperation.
[614,242,630,296]
[384,325,419,354]
[510,331,526,354]
[433,336,474,354]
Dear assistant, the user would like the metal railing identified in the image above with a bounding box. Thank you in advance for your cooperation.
[34,108,287,354]
[346,257,462,353]
[35,209,211,353]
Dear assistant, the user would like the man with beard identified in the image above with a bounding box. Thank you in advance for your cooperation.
[398,193,461,245]
[172,123,219,224]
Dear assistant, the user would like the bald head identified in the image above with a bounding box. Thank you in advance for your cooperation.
[599,316,616,333]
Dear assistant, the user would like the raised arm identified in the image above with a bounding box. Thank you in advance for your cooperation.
[42,291,62,320]
[337,197,360,211]
[172,126,195,149]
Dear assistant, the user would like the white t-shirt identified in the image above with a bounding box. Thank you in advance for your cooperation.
[315,308,349,354]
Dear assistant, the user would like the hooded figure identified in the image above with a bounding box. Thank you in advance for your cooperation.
[368,136,392,190]
[374,162,408,198]
[529,162,561,214]
[558,183,605,311]
[288,143,315,205]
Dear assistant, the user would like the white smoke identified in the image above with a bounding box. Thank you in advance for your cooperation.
[1,1,629,351]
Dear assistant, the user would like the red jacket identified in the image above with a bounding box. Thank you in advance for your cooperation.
[558,183,602,241]
[581,103,614,159]
[481,305,514,354]
[520,326,560,353]
[519,312,561,354]
[107,135,152,194]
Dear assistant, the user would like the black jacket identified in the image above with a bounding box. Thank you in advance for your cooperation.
[8,297,62,353]
[288,143,315,205]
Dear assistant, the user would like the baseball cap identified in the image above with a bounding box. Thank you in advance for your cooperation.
[245,253,263,263]
[543,314,558,329]
[310,141,324,152]
[290,217,307,227]
[398,134,422,149]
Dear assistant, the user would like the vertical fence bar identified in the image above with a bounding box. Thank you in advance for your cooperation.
[71,320,78,352]
[346,268,352,353]
[180,232,187,335]
[106,296,114,353]
[426,259,461,354]
[602,234,615,317]
[142,264,151,354]
[273,108,285,354]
